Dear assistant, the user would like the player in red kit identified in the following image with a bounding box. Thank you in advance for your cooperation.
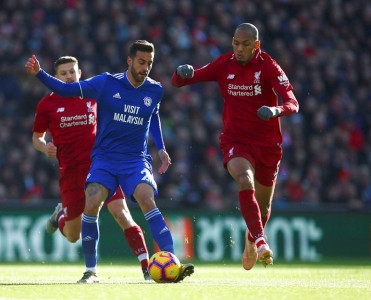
[172,23,299,269]
[32,56,151,282]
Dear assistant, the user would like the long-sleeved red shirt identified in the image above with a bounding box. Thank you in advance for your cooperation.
[172,49,299,146]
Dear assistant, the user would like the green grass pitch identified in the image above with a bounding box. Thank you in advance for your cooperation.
[0,262,370,300]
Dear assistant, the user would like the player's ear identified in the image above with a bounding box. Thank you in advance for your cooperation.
[77,69,82,79]
[255,40,261,50]
[127,56,132,66]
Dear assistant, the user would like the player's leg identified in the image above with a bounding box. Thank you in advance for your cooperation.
[251,144,282,267]
[46,210,82,243]
[77,182,108,284]
[120,160,194,282]
[59,167,86,242]
[227,157,267,241]
[244,181,275,246]
[133,183,194,282]
[252,181,275,267]
[46,166,85,243]
[227,156,271,269]
[63,216,82,243]
[106,190,150,280]
[133,183,174,252]
[254,180,275,228]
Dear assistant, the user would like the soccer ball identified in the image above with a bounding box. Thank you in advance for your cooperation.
[148,251,181,283]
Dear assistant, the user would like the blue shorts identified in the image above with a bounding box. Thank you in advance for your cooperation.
[86,157,158,202]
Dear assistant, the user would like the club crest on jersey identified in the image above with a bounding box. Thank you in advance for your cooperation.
[143,96,152,107]
[86,101,93,112]
[254,71,261,84]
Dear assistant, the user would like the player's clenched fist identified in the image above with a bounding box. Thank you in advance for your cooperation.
[257,106,281,121]
[176,64,194,78]
[25,54,41,75]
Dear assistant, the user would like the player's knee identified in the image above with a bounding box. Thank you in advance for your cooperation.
[237,173,254,190]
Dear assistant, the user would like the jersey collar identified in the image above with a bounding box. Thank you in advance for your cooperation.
[232,48,261,66]
[124,71,146,89]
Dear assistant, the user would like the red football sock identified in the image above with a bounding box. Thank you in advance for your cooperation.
[248,208,271,243]
[124,225,149,269]
[239,190,265,243]
[255,236,266,249]
[58,212,66,237]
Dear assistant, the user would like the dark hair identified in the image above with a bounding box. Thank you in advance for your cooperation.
[129,40,154,58]
[54,56,78,73]
[235,23,259,41]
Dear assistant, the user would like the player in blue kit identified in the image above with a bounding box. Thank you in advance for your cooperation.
[25,40,194,283]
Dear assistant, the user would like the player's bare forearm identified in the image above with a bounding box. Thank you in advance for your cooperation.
[32,133,57,158]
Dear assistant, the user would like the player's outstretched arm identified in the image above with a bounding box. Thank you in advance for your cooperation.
[25,54,82,97]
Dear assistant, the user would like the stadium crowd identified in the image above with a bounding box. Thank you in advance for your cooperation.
[0,0,370,211]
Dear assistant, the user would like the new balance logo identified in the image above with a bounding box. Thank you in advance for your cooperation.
[113,92,121,99]
[229,147,234,157]
[227,74,235,79]
[57,107,65,112]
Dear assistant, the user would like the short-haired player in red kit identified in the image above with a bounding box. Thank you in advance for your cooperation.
[32,56,151,282]
[172,23,299,269]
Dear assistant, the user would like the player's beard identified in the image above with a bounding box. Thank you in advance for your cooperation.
[131,68,147,84]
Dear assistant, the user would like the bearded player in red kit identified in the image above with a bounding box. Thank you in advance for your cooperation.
[32,56,152,282]
[172,23,299,269]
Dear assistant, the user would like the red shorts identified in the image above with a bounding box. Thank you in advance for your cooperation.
[220,137,282,186]
[59,164,124,221]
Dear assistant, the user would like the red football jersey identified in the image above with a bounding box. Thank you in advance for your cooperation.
[32,93,97,169]
[172,49,299,146]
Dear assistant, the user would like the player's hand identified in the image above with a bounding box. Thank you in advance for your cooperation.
[45,142,57,158]
[257,106,281,121]
[157,149,171,174]
[176,64,194,78]
[25,54,41,75]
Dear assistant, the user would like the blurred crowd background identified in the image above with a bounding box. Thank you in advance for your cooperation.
[0,0,370,212]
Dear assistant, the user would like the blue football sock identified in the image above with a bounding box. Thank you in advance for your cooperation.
[144,208,174,253]
[81,213,99,269]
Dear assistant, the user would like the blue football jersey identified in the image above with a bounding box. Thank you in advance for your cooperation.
[36,70,164,163]
[78,72,163,162]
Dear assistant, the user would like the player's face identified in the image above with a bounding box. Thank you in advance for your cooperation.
[232,30,260,65]
[55,62,81,83]
[127,51,154,86]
